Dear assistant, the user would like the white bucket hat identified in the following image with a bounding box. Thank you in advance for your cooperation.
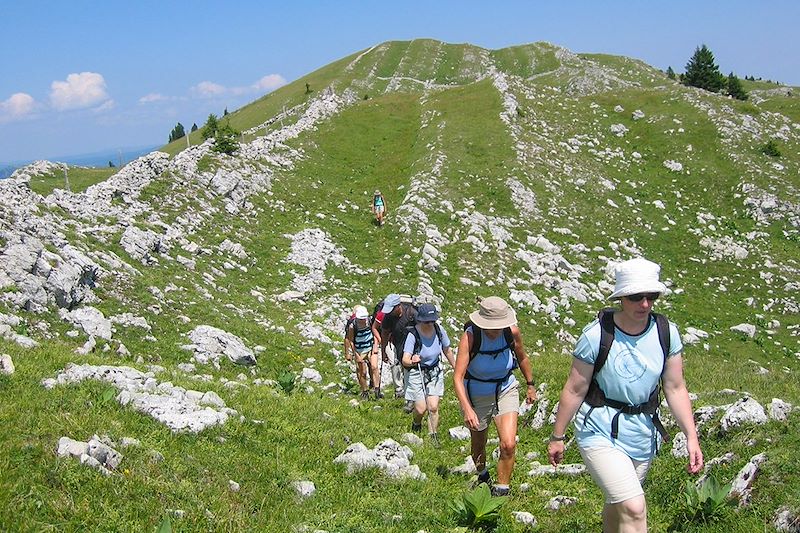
[609,258,667,300]
[469,296,517,329]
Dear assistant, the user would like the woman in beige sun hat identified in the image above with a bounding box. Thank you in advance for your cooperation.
[453,296,536,497]
[548,258,703,532]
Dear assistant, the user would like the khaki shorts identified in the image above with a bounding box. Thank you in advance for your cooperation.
[467,382,520,432]
[579,445,651,504]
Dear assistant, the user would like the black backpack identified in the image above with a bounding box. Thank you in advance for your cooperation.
[464,320,517,361]
[583,308,671,442]
[462,320,519,407]
[405,323,445,368]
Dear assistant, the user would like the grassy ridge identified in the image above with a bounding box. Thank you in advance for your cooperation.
[2,39,799,532]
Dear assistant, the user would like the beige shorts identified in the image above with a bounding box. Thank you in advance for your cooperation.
[467,383,520,432]
[579,446,651,504]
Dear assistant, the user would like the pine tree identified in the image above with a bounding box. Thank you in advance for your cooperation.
[726,72,748,100]
[202,114,219,140]
[666,66,676,80]
[223,107,228,116]
[212,123,239,155]
[191,123,198,132]
[108,160,115,168]
[168,122,186,143]
[683,44,724,93]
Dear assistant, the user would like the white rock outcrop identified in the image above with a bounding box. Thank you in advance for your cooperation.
[334,439,425,480]
[185,325,257,368]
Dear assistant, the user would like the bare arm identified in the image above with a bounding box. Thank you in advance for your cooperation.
[663,354,703,474]
[548,358,594,466]
[442,346,455,368]
[511,326,537,404]
[344,327,354,362]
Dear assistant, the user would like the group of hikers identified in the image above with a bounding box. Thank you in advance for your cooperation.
[343,258,703,532]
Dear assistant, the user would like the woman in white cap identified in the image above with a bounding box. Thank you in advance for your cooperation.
[372,189,386,226]
[548,258,703,533]
[344,305,379,400]
[453,296,537,497]
[401,303,455,444]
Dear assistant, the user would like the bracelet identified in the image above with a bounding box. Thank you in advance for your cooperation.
[526,380,535,386]
[549,433,567,442]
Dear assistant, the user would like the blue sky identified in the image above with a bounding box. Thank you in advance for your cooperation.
[2,0,798,163]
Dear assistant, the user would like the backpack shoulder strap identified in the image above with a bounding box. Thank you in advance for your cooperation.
[503,327,516,358]
[652,313,670,370]
[407,324,422,355]
[595,308,616,377]
[434,323,444,347]
[464,320,481,360]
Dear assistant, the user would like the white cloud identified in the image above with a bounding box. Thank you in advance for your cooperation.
[139,92,168,103]
[252,74,287,92]
[93,99,116,113]
[0,92,36,121]
[192,81,226,97]
[50,72,111,111]
[191,74,287,98]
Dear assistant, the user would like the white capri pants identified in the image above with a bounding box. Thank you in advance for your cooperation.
[579,445,652,504]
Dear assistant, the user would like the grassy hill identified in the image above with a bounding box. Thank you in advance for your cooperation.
[1,39,799,532]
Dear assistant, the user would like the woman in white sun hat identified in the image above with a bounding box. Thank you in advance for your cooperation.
[453,296,536,497]
[548,258,703,533]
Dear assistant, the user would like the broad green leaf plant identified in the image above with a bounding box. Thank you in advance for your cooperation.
[451,483,507,530]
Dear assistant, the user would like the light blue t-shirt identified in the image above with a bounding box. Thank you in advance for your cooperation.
[463,325,518,396]
[402,324,451,368]
[573,314,682,461]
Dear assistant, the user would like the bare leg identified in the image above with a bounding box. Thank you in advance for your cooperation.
[603,496,647,533]
[493,411,518,485]
[470,428,489,473]
[426,395,440,434]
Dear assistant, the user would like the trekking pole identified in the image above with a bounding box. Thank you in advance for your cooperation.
[417,362,433,435]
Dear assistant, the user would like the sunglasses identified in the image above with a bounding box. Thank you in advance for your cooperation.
[626,293,660,302]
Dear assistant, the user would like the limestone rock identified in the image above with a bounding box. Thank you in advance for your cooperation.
[720,397,767,432]
[0,354,14,375]
[334,439,425,480]
[547,495,577,510]
[768,398,793,421]
[512,511,537,526]
[729,453,767,506]
[730,323,756,338]
[448,426,470,440]
[774,507,800,532]
[60,307,112,340]
[187,325,256,367]
[292,480,316,498]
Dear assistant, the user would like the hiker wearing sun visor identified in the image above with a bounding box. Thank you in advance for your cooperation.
[401,303,455,445]
[548,258,703,533]
[453,296,536,497]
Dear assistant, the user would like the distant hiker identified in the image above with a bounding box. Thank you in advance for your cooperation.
[453,296,536,497]
[401,303,455,444]
[548,258,703,533]
[372,293,417,411]
[372,189,386,226]
[344,305,379,399]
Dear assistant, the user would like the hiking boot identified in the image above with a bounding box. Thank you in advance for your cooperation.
[490,485,510,497]
[429,433,440,448]
[476,469,491,487]
[411,421,422,433]
[403,400,414,413]
[360,390,370,400]
[373,388,384,400]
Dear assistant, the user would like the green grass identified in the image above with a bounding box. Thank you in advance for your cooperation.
[27,166,117,196]
[2,38,800,532]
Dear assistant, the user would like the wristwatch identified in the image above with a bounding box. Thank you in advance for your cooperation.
[549,433,567,442]
[526,380,535,386]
